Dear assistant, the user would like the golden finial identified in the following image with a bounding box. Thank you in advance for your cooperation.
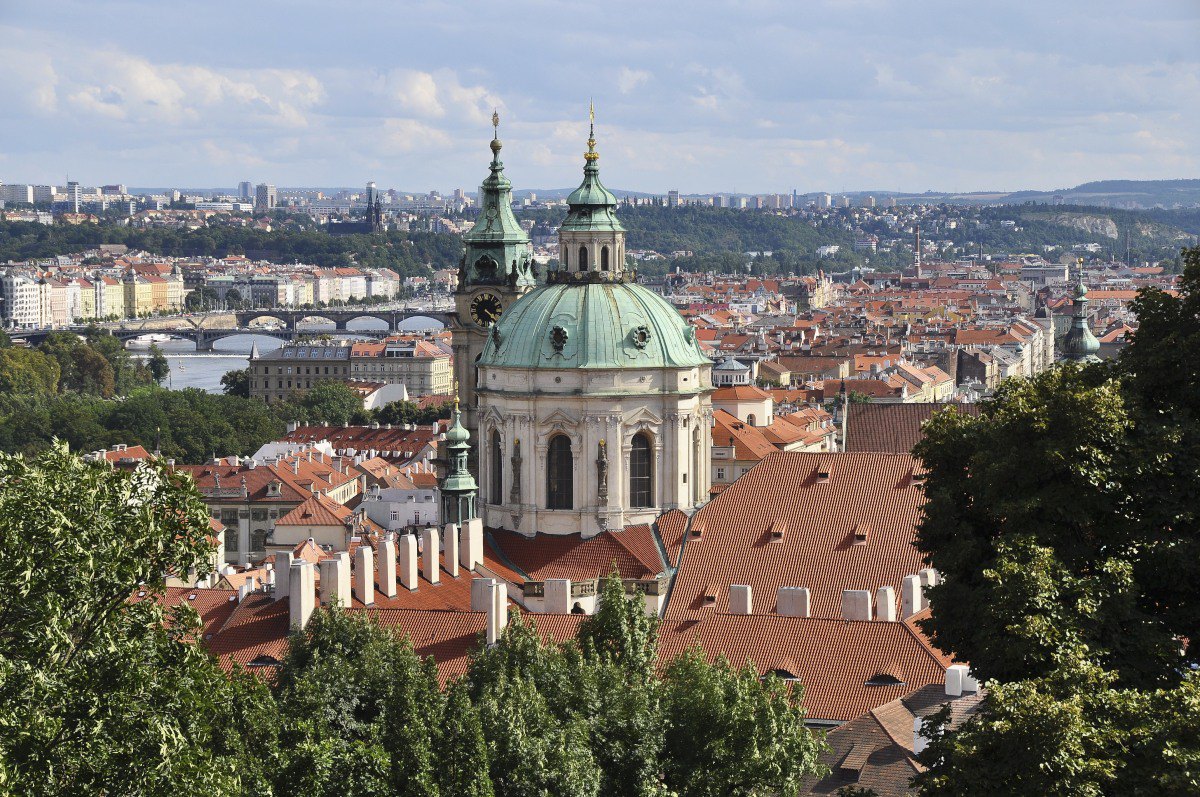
[453,378,460,412]
[492,109,500,133]
[585,101,599,162]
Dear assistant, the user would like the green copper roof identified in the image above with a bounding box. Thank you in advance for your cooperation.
[478,280,711,371]
[459,116,537,289]
[560,119,625,234]
[1062,280,1101,361]
[441,405,477,493]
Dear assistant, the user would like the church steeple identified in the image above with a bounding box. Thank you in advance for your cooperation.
[459,111,535,289]
[441,389,478,527]
[1062,276,1100,363]
[554,105,627,283]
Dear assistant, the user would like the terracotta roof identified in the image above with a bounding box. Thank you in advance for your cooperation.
[658,613,950,723]
[844,403,981,455]
[656,509,690,569]
[670,452,926,619]
[800,682,985,794]
[130,585,239,642]
[712,385,773,401]
[712,409,778,461]
[486,526,666,582]
[275,493,354,527]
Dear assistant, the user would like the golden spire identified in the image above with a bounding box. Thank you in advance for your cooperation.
[453,378,460,412]
[585,101,599,162]
[492,109,500,134]
[490,109,502,158]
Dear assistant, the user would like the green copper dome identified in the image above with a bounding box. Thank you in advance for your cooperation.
[478,280,710,371]
[1062,280,1101,362]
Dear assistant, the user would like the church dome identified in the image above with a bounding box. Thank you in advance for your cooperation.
[478,280,710,372]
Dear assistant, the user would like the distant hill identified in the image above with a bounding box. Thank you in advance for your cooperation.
[885,179,1200,209]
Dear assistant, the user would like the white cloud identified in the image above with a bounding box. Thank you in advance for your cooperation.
[617,67,650,94]
[383,118,452,153]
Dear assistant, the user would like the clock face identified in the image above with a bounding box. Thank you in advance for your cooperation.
[470,292,503,326]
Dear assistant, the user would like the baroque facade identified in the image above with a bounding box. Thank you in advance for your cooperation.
[463,116,714,538]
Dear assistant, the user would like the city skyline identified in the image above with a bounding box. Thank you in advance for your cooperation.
[1,1,1197,193]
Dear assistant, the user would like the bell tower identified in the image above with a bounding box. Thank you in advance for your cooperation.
[451,112,536,439]
[553,104,627,284]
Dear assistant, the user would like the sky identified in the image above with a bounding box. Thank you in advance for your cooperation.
[1,0,1197,194]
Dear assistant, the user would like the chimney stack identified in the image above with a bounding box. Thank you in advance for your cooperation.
[398,534,418,591]
[471,577,493,612]
[876,586,897,621]
[377,536,397,598]
[288,561,315,629]
[274,551,294,601]
[544,578,571,614]
[900,574,923,618]
[443,523,460,577]
[354,545,374,606]
[486,579,508,646]
[777,586,811,617]
[841,589,873,621]
[944,663,979,696]
[730,584,753,615]
[919,567,939,591]
[421,526,440,584]
[913,716,930,755]
[319,552,351,608]
[459,517,483,571]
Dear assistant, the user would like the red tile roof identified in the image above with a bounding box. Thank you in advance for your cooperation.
[671,452,926,619]
[657,613,949,722]
[486,526,665,582]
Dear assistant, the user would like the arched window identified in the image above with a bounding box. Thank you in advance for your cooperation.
[490,429,503,505]
[601,245,610,271]
[578,245,589,271]
[630,433,653,508]
[746,414,757,426]
[547,435,573,510]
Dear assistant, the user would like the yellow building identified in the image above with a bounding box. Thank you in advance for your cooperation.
[123,275,154,317]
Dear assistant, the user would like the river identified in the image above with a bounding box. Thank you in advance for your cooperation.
[128,317,445,393]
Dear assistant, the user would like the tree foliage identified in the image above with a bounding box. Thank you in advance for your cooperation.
[0,444,273,796]
[911,246,1200,794]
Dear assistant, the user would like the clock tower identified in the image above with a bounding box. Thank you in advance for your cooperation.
[451,112,537,439]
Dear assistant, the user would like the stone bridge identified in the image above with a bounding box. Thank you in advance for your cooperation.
[232,308,453,332]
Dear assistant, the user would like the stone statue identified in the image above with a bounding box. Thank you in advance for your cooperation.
[596,439,608,499]
[509,439,522,502]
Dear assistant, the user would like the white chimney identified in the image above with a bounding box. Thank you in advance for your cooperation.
[913,716,930,755]
[876,586,897,622]
[945,663,969,697]
[377,537,397,598]
[288,561,315,629]
[319,552,351,608]
[487,579,508,646]
[354,545,374,606]
[544,578,571,614]
[900,574,922,618]
[777,586,811,617]
[919,567,939,591]
[274,552,294,601]
[841,589,873,621]
[398,533,418,591]
[471,577,493,612]
[443,523,460,577]
[421,526,440,584]
[238,581,253,602]
[730,584,753,615]
[459,517,482,572]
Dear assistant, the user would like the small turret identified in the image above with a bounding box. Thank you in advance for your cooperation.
[440,388,478,527]
[1062,280,1100,362]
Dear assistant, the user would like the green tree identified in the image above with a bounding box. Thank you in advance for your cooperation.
[0,347,60,395]
[272,607,442,797]
[220,367,251,398]
[146,343,171,385]
[436,684,494,797]
[295,380,365,425]
[184,286,220,311]
[660,647,825,797]
[0,444,273,795]
[224,288,243,307]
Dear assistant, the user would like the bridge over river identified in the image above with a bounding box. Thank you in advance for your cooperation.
[10,307,454,351]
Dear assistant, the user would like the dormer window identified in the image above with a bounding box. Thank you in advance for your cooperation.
[853,523,870,545]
